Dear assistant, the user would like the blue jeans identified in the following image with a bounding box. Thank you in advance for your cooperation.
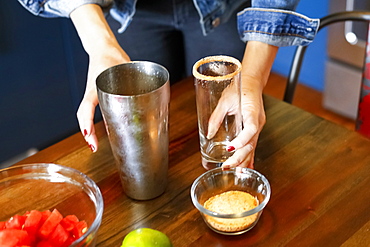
[107,0,248,83]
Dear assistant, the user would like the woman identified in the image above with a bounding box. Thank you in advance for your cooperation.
[18,0,319,169]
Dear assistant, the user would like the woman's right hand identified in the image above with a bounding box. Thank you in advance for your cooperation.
[214,41,278,169]
[77,43,130,152]
[71,4,131,152]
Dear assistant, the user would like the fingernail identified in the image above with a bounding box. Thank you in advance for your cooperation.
[222,165,230,170]
[89,144,95,152]
[227,146,235,152]
[83,129,88,137]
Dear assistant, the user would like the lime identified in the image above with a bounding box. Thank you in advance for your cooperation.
[121,228,172,247]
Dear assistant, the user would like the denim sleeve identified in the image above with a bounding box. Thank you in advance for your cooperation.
[17,0,113,18]
[237,7,319,47]
[251,0,299,10]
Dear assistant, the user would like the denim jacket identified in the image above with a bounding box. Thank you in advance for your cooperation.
[18,0,319,47]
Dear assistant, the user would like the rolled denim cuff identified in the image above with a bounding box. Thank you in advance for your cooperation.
[237,8,320,47]
[18,0,113,18]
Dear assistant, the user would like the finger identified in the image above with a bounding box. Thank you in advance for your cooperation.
[227,122,258,150]
[207,100,228,139]
[86,130,98,153]
[77,99,99,152]
[222,143,254,169]
[243,151,255,169]
[222,131,259,169]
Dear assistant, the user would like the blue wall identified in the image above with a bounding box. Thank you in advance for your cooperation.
[0,2,89,163]
[272,0,329,91]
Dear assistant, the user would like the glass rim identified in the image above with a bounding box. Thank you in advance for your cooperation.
[96,61,170,97]
[192,55,242,81]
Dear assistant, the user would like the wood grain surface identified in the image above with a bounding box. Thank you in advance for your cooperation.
[15,77,370,246]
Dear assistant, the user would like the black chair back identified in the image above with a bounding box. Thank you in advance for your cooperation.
[283,11,370,137]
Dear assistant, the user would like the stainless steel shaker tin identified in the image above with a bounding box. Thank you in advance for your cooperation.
[97,61,170,200]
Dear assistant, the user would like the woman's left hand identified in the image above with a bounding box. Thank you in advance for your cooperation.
[221,75,266,169]
[221,41,278,169]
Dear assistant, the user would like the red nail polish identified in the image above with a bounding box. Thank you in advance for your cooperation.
[222,165,230,170]
[227,146,235,152]
[83,129,88,136]
[89,144,95,152]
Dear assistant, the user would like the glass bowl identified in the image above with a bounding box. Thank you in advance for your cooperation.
[190,167,271,235]
[0,163,104,246]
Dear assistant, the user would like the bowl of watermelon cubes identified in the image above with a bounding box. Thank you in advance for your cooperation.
[0,163,104,247]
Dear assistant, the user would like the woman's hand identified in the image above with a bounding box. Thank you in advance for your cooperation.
[77,44,130,152]
[71,4,130,152]
[221,75,266,169]
[221,41,278,169]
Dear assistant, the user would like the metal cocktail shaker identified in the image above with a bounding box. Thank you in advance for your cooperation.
[96,62,170,200]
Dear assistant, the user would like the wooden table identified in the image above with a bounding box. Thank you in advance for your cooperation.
[15,77,370,246]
